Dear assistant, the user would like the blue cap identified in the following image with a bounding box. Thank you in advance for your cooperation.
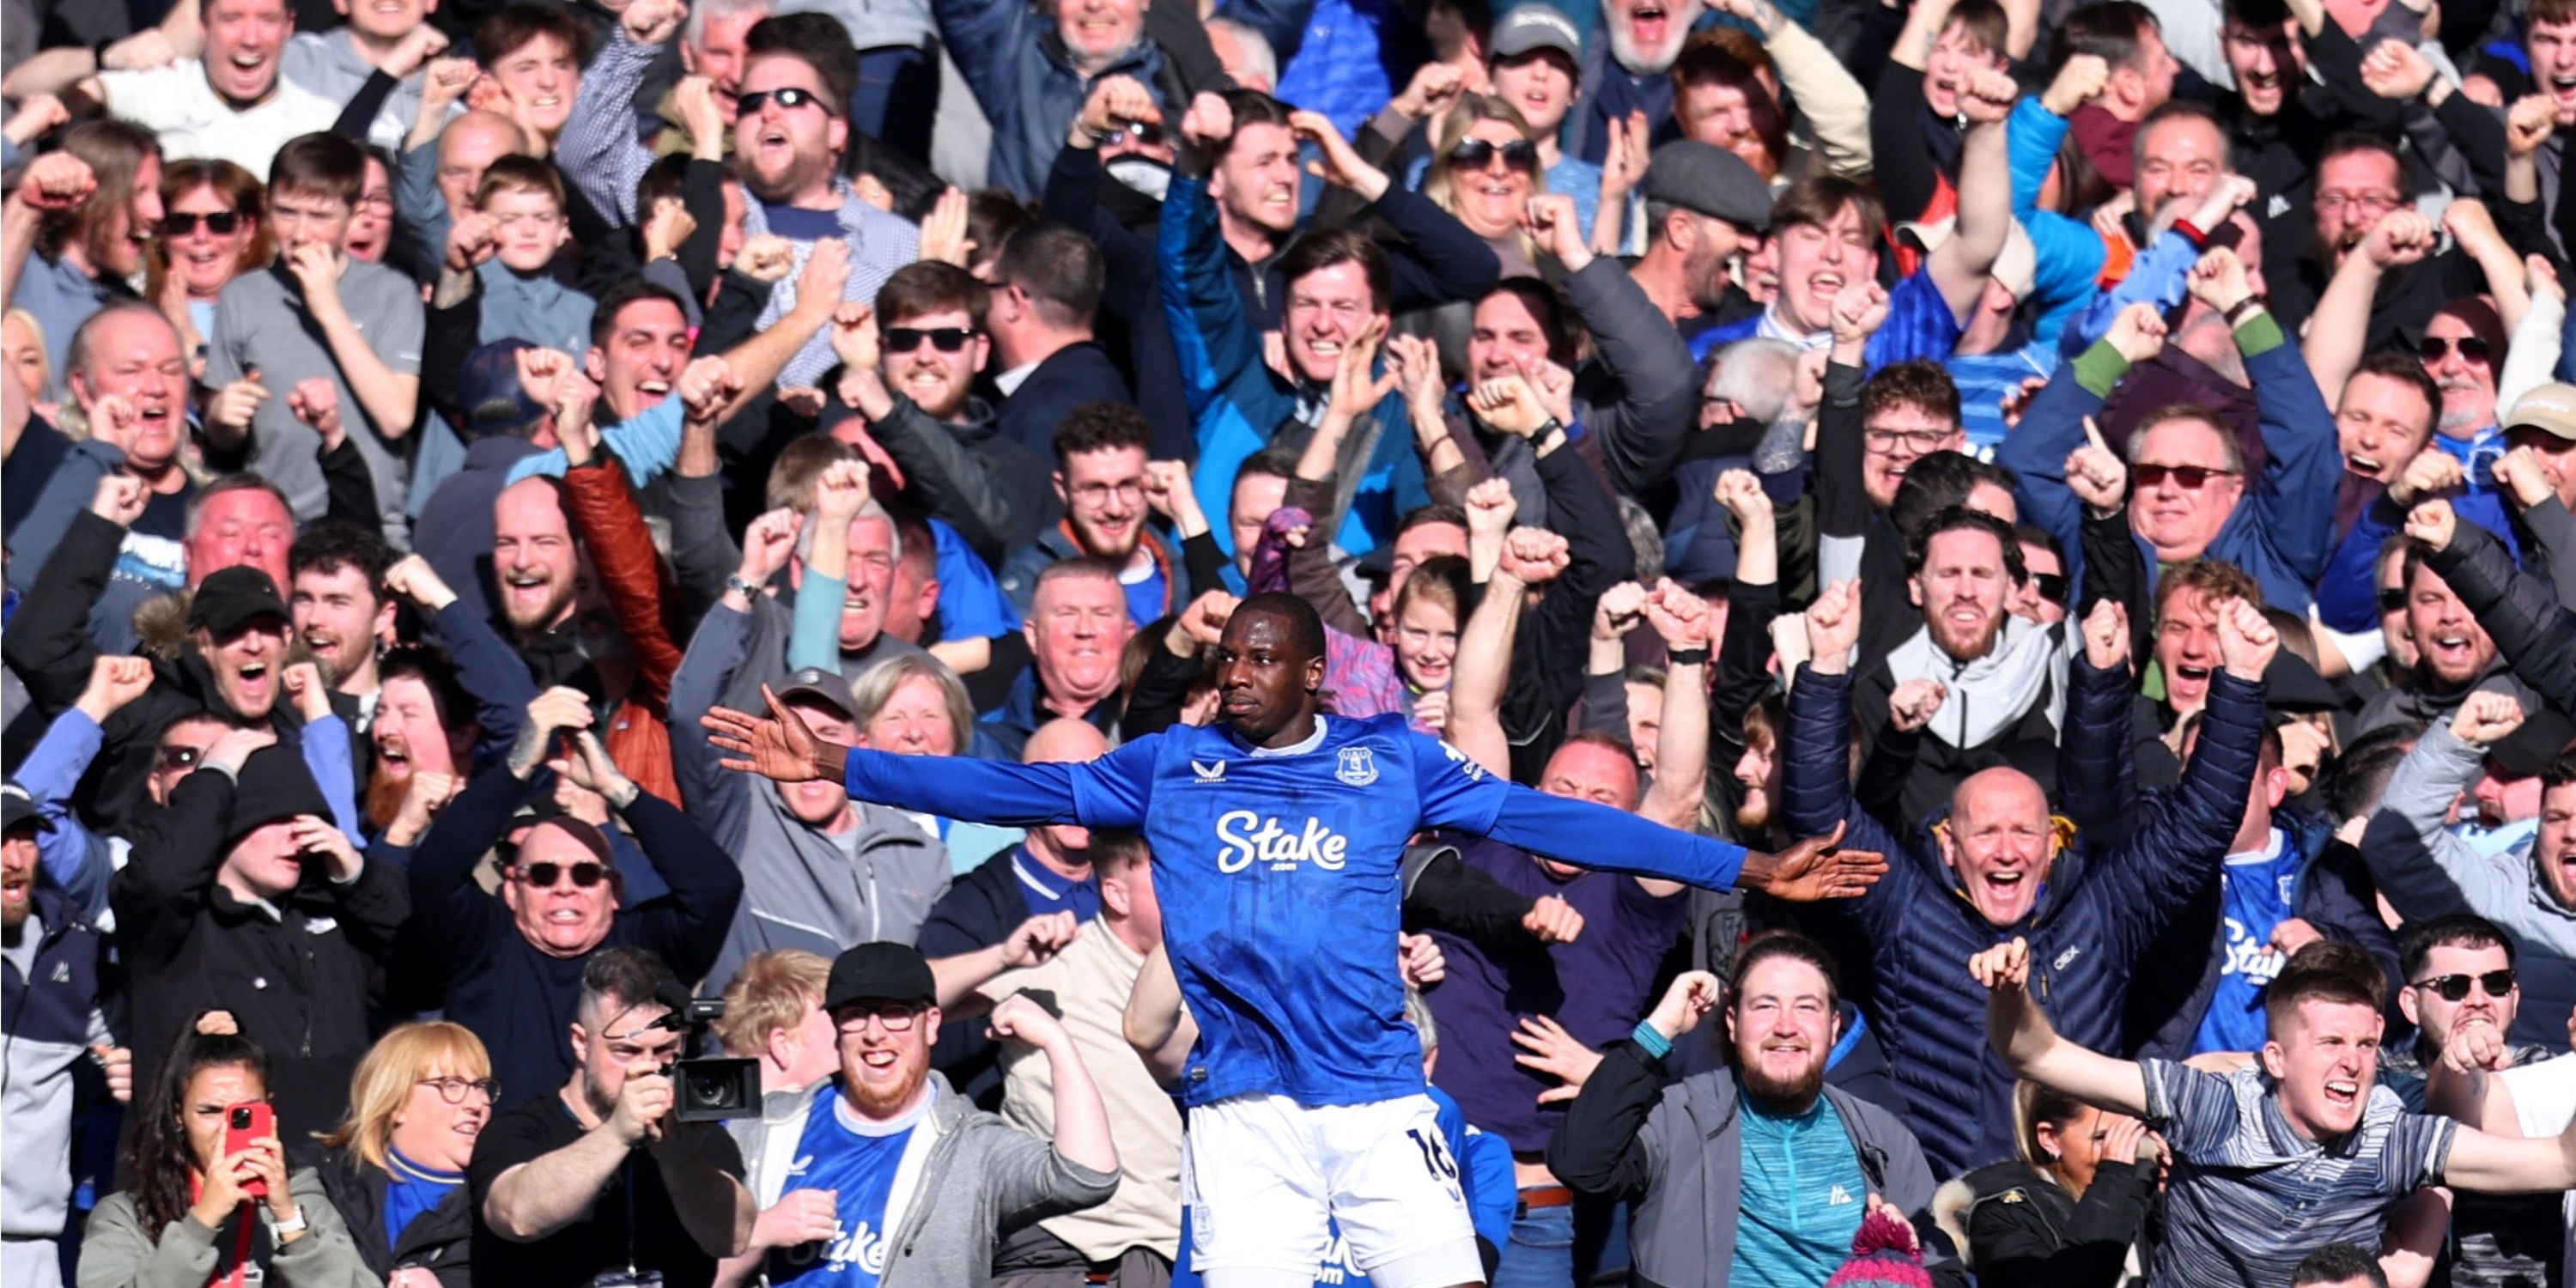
[455,340,547,441]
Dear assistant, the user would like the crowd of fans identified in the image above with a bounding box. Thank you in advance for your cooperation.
[9,0,2576,1279]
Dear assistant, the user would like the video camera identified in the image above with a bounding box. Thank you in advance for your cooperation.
[647,985,762,1123]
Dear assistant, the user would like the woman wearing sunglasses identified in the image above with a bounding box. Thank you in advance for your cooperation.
[314,1023,497,1288]
[147,159,268,382]
[1421,95,1549,279]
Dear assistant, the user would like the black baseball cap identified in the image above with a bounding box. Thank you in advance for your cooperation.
[2484,705,2576,781]
[777,666,860,721]
[825,942,938,1011]
[188,566,290,635]
[1,783,53,834]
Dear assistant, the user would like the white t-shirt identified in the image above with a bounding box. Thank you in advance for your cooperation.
[97,62,340,176]
[2498,1054,2576,1283]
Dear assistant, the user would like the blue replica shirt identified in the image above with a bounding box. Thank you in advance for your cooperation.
[840,714,1752,1109]
[2193,829,2300,1055]
[1731,1089,1868,1285]
[767,1092,921,1287]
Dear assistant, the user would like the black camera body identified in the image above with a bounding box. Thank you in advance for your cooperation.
[653,993,762,1123]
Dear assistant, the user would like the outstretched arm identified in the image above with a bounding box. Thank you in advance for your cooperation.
[1976,938,2151,1115]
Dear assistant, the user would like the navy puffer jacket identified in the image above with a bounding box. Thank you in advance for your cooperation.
[1781,655,2264,1176]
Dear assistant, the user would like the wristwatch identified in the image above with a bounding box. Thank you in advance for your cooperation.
[725,574,762,602]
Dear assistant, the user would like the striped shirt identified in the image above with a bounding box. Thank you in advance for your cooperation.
[2142,1058,2457,1288]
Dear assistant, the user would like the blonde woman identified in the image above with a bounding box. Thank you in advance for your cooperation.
[313,1023,495,1288]
[1421,94,1548,277]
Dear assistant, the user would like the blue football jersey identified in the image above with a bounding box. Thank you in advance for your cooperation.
[840,713,1752,1109]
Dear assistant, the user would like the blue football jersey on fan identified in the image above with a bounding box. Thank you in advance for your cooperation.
[840,714,1753,1110]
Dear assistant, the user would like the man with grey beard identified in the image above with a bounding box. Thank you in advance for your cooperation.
[1565,0,1706,161]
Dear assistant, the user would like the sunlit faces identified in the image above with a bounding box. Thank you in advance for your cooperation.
[1058,445,1149,562]
[2120,25,2181,113]
[864,671,960,756]
[2336,370,2436,483]
[2377,544,2418,671]
[2471,758,2543,829]
[70,308,189,472]
[2530,17,2576,125]
[266,186,352,266]
[1938,768,2057,926]
[487,32,580,137]
[1369,520,1469,627]
[2262,996,2381,1140]
[1532,738,1641,875]
[1229,470,1289,569]
[2312,149,2404,264]
[1726,953,1838,1109]
[492,477,580,636]
[390,1059,491,1176]
[837,513,899,651]
[371,672,465,789]
[584,296,691,422]
[2403,558,2496,689]
[732,54,847,204]
[1602,0,1701,74]
[3,313,43,405]
[225,815,309,898]
[835,998,937,1117]
[1735,737,1777,830]
[2013,538,2068,626]
[877,305,986,421]
[1860,405,1964,509]
[507,822,621,958]
[152,716,228,806]
[1443,117,1537,240]
[182,1064,268,1172]
[1911,526,2013,663]
[186,486,295,592]
[1923,19,2005,118]
[574,995,677,1120]
[2154,588,2224,715]
[1467,290,1552,384]
[291,562,392,684]
[2223,15,2302,116]
[1025,571,1133,708]
[165,183,255,300]
[1282,259,1383,385]
[1771,203,1875,337]
[717,179,748,271]
[346,155,394,264]
[203,0,291,106]
[2422,311,2499,437]
[681,7,762,117]
[102,154,167,281]
[1491,48,1578,137]
[2133,112,2226,223]
[1391,596,1458,692]
[2127,416,2244,563]
[1675,76,1773,177]
[1057,0,1146,72]
[480,185,567,272]
[1623,679,1663,775]
[197,612,289,719]
[2535,779,2576,911]
[1212,121,1301,238]
[2505,425,2576,509]
[778,699,856,825]
[435,112,524,222]
[2399,940,2519,1053]
[337,0,430,44]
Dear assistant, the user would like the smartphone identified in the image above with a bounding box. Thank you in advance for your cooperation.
[223,1102,275,1198]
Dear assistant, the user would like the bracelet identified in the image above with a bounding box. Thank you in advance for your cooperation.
[1665,646,1711,667]
[270,1206,307,1235]
[1533,418,1568,458]
[2222,296,2266,325]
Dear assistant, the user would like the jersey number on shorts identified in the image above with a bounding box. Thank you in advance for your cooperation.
[1406,1127,1459,1181]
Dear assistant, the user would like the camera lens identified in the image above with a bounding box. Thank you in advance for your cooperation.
[687,1073,741,1110]
[230,1108,252,1128]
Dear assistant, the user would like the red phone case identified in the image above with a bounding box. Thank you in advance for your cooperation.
[222,1102,275,1198]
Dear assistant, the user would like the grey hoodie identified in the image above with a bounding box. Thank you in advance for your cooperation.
[726,1072,1119,1288]
[671,598,952,990]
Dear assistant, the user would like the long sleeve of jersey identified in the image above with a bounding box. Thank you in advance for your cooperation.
[1482,782,1750,892]
[841,738,1159,828]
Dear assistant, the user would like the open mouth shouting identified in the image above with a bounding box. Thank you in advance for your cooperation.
[1625,2,1674,52]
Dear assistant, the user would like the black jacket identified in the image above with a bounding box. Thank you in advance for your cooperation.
[992,342,1136,459]
[112,766,411,1151]
[317,1146,474,1288]
[1933,1157,2157,1288]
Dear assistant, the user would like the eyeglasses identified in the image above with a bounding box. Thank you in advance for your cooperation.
[2131,463,2239,489]
[157,744,205,772]
[1070,479,1145,506]
[517,860,609,888]
[737,86,830,116]
[157,211,242,237]
[2421,336,2493,365]
[1450,137,1540,173]
[2315,191,2404,216]
[883,326,976,354]
[1863,426,1953,453]
[2378,586,2410,613]
[834,1002,923,1033]
[416,1076,501,1104]
[2409,969,2515,1001]
[2031,572,2069,605]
